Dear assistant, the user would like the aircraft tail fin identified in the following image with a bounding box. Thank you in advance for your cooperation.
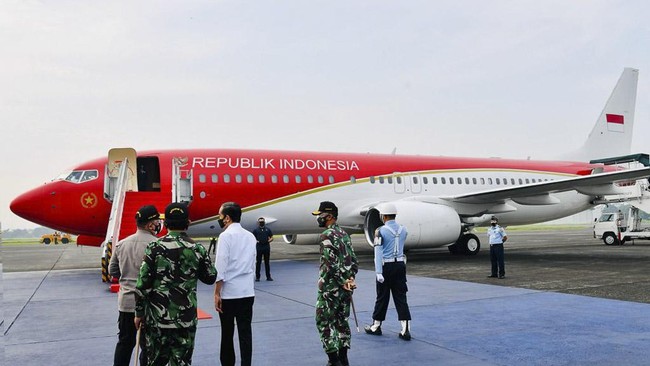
[564,68,638,162]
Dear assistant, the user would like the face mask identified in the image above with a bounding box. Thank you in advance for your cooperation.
[317,215,329,227]
[259,222,265,227]
[491,222,497,227]
[218,216,226,229]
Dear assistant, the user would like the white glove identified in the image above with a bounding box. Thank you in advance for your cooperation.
[376,273,384,283]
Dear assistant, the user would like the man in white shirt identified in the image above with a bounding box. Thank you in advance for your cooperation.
[214,202,257,366]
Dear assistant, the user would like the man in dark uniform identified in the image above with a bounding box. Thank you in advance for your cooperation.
[135,202,217,365]
[252,217,274,281]
[312,201,358,366]
[364,203,412,341]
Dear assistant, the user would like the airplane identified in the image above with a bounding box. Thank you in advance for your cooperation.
[10,68,650,261]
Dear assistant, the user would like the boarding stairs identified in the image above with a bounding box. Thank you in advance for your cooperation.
[100,148,194,283]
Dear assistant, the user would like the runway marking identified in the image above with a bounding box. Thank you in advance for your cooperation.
[4,246,67,335]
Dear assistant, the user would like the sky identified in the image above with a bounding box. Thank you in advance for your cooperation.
[2,0,650,230]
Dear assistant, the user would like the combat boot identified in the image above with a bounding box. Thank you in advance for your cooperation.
[326,351,343,366]
[338,347,349,366]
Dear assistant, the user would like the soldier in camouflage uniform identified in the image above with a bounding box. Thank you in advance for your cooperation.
[135,202,217,366]
[312,201,358,366]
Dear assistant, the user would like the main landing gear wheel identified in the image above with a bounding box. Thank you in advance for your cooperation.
[449,234,481,255]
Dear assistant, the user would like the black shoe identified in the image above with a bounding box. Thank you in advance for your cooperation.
[399,330,411,341]
[267,277,274,281]
[487,275,497,278]
[255,278,260,282]
[498,275,505,279]
[364,324,382,335]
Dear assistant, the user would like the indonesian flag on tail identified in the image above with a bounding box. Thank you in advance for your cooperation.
[606,113,625,133]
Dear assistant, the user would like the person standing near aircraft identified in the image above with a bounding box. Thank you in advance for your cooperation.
[364,203,412,341]
[109,205,161,366]
[213,202,257,366]
[312,201,358,366]
[134,202,217,365]
[487,215,508,279]
[253,217,274,281]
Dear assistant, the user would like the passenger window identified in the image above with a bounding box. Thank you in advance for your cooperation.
[488,178,493,184]
[199,174,206,183]
[441,177,446,184]
[224,174,231,183]
[432,177,438,184]
[525,178,530,184]
[387,176,393,184]
[449,177,454,185]
[350,176,356,183]
[396,176,402,184]
[235,174,242,183]
[318,176,324,184]
[295,175,302,183]
[212,174,219,183]
[271,175,278,183]
[511,178,515,185]
[480,178,485,184]
[308,175,314,183]
[496,178,501,185]
[283,175,289,183]
[369,176,375,184]
[472,178,477,184]
[413,176,418,184]
[329,175,335,184]
[457,177,462,184]
[247,174,254,183]
[423,177,428,184]
[259,174,265,183]
[379,176,385,184]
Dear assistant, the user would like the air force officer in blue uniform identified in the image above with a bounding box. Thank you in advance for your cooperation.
[364,203,412,341]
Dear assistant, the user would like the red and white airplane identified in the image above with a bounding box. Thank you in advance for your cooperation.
[10,68,650,256]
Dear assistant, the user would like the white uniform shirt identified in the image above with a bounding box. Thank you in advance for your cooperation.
[487,225,507,245]
[215,223,256,299]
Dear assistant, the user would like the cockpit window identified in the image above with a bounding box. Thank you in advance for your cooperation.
[57,170,99,183]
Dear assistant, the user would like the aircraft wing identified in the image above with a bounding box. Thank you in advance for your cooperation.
[442,167,650,205]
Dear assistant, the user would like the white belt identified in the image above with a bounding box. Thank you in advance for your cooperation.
[383,257,404,264]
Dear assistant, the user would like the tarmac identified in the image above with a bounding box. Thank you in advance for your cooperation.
[5,228,650,365]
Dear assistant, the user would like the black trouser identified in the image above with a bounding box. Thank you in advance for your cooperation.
[256,248,271,279]
[219,296,255,366]
[372,262,411,321]
[113,311,146,366]
[490,244,505,276]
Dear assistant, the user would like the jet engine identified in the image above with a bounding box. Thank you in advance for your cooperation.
[364,201,461,249]
[283,234,321,245]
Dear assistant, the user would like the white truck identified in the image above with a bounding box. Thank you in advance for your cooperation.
[594,206,650,245]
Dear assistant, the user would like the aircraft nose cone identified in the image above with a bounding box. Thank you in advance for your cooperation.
[10,185,47,225]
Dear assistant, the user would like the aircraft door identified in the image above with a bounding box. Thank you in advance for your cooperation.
[136,157,161,192]
[410,174,422,194]
[393,173,406,194]
[105,148,138,201]
[172,157,193,203]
